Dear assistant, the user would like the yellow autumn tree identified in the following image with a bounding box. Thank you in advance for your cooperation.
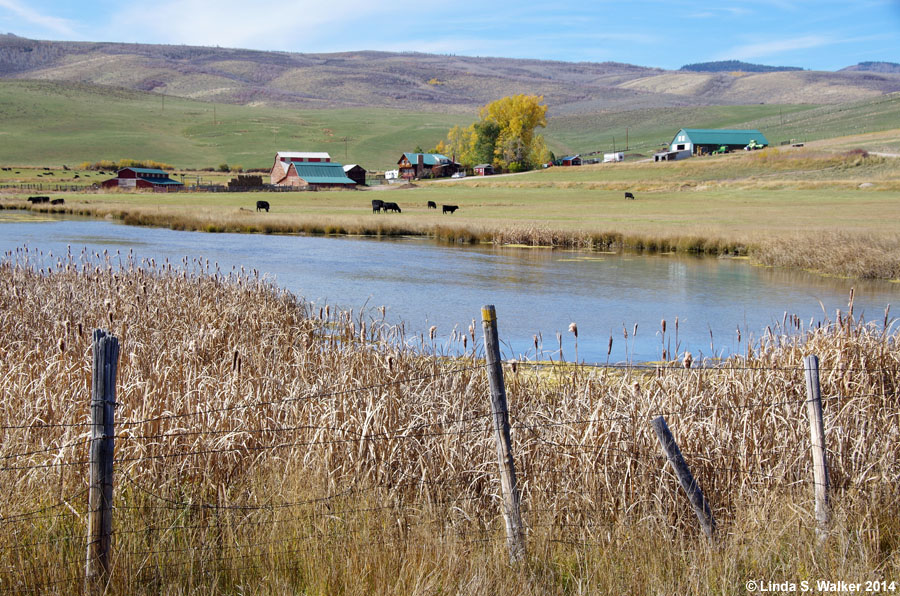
[480,94,548,171]
[434,94,549,171]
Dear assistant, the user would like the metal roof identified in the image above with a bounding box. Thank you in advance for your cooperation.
[676,129,769,146]
[138,178,183,185]
[120,167,171,175]
[292,162,356,185]
[401,153,451,166]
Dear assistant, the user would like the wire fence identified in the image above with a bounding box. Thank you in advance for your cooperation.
[0,323,897,594]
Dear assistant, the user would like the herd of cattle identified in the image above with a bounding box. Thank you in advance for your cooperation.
[371,199,458,214]
[27,196,64,205]
[252,194,637,215]
[252,198,459,214]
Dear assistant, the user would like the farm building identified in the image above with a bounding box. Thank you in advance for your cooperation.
[273,151,331,164]
[560,155,582,166]
[342,164,367,186]
[669,129,769,155]
[100,168,183,191]
[270,160,356,189]
[397,153,460,179]
[474,164,494,176]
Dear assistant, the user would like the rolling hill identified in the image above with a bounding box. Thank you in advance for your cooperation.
[2,34,900,114]
[1,78,898,170]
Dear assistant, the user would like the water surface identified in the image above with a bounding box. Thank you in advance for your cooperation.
[1,211,895,363]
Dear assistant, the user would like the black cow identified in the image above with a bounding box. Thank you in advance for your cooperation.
[50,198,64,205]
[256,200,270,212]
[383,202,401,213]
[372,199,384,213]
[442,205,459,214]
[625,192,635,200]
[427,201,437,209]
[27,196,50,204]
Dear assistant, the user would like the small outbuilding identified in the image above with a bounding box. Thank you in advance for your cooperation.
[342,164,367,186]
[100,167,183,191]
[560,155,582,166]
[669,129,769,155]
[474,164,494,176]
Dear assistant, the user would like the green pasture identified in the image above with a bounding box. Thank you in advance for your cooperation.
[0,81,468,171]
[16,182,900,242]
[2,79,899,173]
[546,93,900,157]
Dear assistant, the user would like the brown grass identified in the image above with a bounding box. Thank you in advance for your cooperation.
[0,249,897,593]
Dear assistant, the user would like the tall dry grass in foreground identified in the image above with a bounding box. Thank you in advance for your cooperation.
[0,247,898,594]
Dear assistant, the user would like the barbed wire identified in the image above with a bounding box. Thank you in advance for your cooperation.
[0,487,87,525]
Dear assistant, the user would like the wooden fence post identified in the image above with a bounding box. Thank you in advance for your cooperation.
[481,305,526,563]
[651,416,716,539]
[804,354,830,539]
[85,329,119,589]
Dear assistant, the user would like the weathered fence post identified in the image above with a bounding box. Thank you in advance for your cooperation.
[85,329,119,590]
[804,354,830,540]
[651,416,716,539]
[481,305,526,563]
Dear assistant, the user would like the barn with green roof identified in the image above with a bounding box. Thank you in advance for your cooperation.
[669,129,769,155]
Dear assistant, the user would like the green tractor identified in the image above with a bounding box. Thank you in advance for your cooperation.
[712,145,728,155]
[744,139,765,151]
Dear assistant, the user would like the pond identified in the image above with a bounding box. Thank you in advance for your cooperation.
[1,210,896,363]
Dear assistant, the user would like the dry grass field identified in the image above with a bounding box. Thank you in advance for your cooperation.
[0,249,897,594]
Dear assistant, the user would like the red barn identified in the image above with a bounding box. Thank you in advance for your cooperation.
[100,168,183,191]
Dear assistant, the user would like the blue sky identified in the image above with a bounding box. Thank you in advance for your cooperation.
[1,0,898,71]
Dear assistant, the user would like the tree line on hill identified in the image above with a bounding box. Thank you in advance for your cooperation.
[679,60,803,73]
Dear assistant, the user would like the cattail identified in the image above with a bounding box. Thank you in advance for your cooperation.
[533,335,539,351]
[683,352,693,369]
[661,319,666,334]
[57,338,65,354]
[568,322,578,338]
[509,359,518,374]
[429,325,437,341]
[607,335,613,356]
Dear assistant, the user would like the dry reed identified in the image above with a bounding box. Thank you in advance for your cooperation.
[0,247,897,594]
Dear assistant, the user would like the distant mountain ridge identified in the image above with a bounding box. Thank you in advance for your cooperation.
[680,60,803,73]
[2,34,900,113]
[840,62,900,74]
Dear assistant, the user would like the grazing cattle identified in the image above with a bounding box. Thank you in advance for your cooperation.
[442,205,459,214]
[50,198,64,205]
[427,201,437,209]
[371,199,384,213]
[256,200,270,212]
[625,192,635,200]
[383,202,401,213]
[27,196,50,204]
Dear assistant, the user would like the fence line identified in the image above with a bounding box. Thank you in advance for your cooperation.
[0,313,896,590]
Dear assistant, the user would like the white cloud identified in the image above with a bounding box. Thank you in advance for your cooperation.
[0,0,80,38]
[718,35,831,61]
[104,0,393,50]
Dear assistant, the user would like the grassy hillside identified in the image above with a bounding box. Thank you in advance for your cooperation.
[547,93,900,157]
[0,80,469,170]
[2,80,899,171]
